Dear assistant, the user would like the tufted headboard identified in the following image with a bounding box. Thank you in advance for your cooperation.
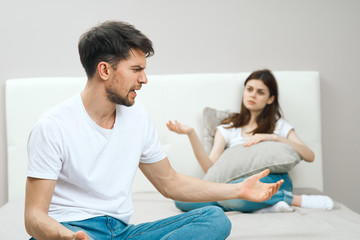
[5,71,323,201]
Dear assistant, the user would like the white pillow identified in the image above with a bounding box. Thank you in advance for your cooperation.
[203,141,302,183]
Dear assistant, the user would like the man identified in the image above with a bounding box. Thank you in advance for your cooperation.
[25,21,283,240]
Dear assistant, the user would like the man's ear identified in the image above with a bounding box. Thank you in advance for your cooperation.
[267,95,275,105]
[97,62,112,80]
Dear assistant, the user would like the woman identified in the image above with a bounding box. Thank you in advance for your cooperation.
[167,69,333,213]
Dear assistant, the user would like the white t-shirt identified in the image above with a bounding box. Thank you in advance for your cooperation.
[27,94,166,224]
[216,118,294,148]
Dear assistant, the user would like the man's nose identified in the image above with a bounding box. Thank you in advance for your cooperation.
[138,71,148,84]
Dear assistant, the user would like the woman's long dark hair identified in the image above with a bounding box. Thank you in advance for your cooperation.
[221,69,282,134]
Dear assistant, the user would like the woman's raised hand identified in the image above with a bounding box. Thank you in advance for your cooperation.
[166,120,194,135]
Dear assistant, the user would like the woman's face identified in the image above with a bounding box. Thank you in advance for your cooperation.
[243,79,274,113]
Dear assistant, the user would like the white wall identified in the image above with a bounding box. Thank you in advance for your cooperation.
[1,0,359,213]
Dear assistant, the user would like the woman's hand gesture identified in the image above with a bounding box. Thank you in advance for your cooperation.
[166,120,194,135]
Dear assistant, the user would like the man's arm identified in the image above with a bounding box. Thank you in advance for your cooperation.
[139,158,282,203]
[25,177,88,240]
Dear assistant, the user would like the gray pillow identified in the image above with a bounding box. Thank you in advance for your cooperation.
[203,107,230,154]
[203,141,302,183]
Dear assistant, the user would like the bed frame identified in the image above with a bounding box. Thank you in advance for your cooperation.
[2,72,360,239]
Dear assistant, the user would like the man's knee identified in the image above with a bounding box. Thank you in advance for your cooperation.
[201,206,232,238]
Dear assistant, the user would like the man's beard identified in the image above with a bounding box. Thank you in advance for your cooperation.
[106,87,133,107]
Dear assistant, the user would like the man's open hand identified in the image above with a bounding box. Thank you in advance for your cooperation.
[238,169,283,202]
[74,231,89,240]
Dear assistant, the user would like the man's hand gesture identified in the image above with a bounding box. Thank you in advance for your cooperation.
[238,169,283,202]
[74,231,89,240]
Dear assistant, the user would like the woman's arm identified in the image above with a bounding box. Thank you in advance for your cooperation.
[243,130,315,162]
[278,129,315,162]
[166,121,226,172]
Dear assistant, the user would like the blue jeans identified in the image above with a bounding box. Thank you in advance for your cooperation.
[175,173,293,213]
[30,206,231,240]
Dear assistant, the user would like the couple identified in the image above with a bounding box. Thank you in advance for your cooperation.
[25,20,332,240]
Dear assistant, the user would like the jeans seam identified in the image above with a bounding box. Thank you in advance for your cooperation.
[161,216,198,240]
[126,210,205,239]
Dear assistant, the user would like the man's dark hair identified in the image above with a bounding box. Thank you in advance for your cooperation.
[78,21,154,78]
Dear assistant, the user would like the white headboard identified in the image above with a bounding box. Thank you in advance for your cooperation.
[5,71,323,201]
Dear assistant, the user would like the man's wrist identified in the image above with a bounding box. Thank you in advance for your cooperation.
[59,229,76,240]
[232,182,244,199]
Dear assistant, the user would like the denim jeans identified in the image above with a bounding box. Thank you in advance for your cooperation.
[30,206,231,240]
[175,173,293,213]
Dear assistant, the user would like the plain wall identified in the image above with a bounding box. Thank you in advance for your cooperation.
[0,0,359,213]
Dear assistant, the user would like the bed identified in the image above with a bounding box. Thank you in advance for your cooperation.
[1,71,360,239]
